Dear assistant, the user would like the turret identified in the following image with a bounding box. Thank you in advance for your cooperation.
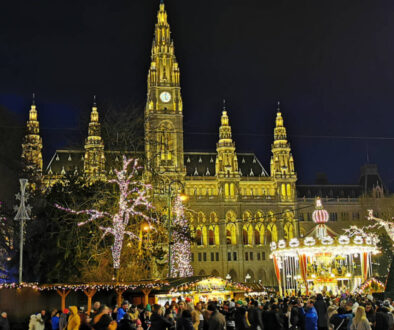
[215,101,240,199]
[84,96,106,182]
[270,102,296,201]
[22,93,43,176]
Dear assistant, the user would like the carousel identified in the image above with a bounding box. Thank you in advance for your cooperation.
[270,198,379,295]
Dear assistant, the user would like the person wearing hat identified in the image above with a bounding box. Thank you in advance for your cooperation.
[117,301,130,323]
[207,303,226,330]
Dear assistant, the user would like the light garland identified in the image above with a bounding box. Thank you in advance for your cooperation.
[289,238,299,248]
[368,210,394,244]
[278,239,286,248]
[170,196,193,278]
[338,235,350,245]
[304,237,316,246]
[56,156,155,269]
[321,236,334,245]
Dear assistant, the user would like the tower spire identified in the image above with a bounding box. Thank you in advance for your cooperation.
[84,96,106,182]
[270,101,296,201]
[216,103,239,178]
[22,94,43,176]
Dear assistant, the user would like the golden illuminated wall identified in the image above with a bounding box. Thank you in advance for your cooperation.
[22,97,43,175]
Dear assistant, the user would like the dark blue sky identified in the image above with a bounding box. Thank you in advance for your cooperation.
[0,0,394,187]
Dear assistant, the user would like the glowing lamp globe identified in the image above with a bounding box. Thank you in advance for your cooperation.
[312,198,329,224]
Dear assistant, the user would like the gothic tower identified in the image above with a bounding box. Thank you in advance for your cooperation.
[144,1,185,182]
[215,103,240,199]
[84,96,106,182]
[270,102,296,202]
[22,94,43,176]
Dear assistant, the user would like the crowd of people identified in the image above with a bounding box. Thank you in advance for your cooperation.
[1,293,394,330]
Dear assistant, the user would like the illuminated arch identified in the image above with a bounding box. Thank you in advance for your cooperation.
[242,224,253,245]
[255,210,264,222]
[243,210,252,221]
[266,223,278,243]
[257,268,267,283]
[225,210,237,223]
[185,211,194,224]
[284,222,295,240]
[196,225,207,246]
[254,223,264,245]
[209,212,218,223]
[197,211,206,224]
[208,225,220,246]
[245,269,255,281]
[226,223,237,245]
[157,121,176,163]
[211,269,220,277]
[228,269,237,282]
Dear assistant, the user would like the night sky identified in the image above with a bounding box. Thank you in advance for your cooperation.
[1,0,394,187]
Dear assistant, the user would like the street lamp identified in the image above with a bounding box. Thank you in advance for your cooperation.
[14,179,31,283]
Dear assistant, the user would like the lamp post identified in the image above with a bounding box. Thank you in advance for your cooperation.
[14,179,31,283]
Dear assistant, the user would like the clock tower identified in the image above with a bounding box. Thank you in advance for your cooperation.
[145,1,185,182]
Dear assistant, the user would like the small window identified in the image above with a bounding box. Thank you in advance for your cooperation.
[233,252,237,261]
[257,253,261,260]
[216,252,219,261]
[250,252,253,261]
[203,253,207,261]
[227,252,231,261]
[211,252,214,261]
[245,252,249,261]
[262,252,266,260]
[191,253,194,262]
[198,253,202,262]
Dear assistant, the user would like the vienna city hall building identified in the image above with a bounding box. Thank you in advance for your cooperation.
[21,2,385,284]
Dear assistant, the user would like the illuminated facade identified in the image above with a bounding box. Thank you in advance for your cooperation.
[22,2,386,283]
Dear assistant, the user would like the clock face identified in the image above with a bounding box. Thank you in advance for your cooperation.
[160,91,171,103]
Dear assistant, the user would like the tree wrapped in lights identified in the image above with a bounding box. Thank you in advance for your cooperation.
[170,196,193,277]
[368,210,394,244]
[57,156,154,271]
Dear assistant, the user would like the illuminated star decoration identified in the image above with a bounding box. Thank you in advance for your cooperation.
[170,196,193,277]
[368,210,394,244]
[56,156,154,269]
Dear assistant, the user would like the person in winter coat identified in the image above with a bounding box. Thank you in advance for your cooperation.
[150,304,174,330]
[364,303,375,328]
[315,294,328,330]
[305,301,318,330]
[329,307,352,330]
[51,311,60,330]
[59,309,69,330]
[191,303,204,330]
[29,314,38,330]
[92,306,115,330]
[0,313,10,330]
[265,304,284,330]
[350,307,371,330]
[207,303,226,330]
[234,301,250,330]
[177,310,194,330]
[118,313,137,330]
[35,314,46,330]
[375,305,390,330]
[67,307,80,330]
[117,301,130,323]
